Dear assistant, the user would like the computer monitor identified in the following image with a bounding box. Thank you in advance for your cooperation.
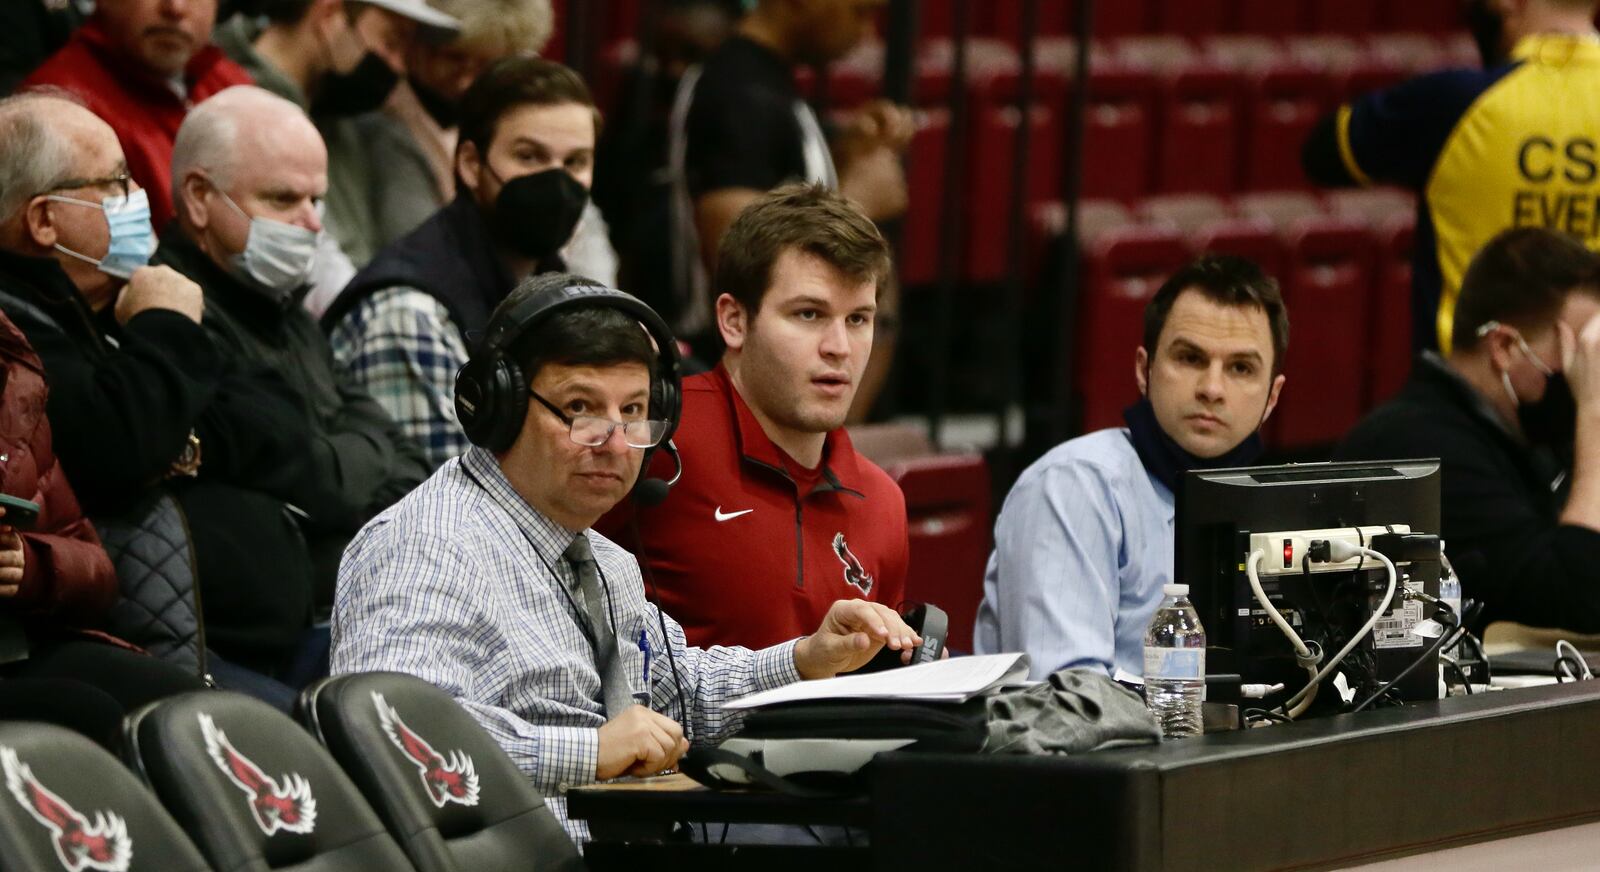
[1177,459,1443,713]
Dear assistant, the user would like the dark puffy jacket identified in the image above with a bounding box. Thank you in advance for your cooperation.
[0,308,117,634]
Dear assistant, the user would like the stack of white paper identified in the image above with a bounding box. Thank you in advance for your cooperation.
[723,653,1031,710]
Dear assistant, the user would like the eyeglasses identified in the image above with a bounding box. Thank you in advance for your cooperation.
[528,390,669,448]
[41,172,133,202]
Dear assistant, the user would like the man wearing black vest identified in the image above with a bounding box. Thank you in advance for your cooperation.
[323,56,595,466]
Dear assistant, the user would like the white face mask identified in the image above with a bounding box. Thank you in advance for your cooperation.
[217,187,321,300]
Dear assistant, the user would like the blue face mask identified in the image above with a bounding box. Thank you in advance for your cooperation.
[46,187,155,279]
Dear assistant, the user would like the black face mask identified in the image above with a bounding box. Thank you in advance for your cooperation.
[1123,396,1265,495]
[1464,0,1508,67]
[490,167,589,260]
[1517,371,1578,450]
[312,52,401,117]
[409,75,460,128]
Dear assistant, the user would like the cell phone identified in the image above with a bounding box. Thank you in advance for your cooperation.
[0,494,40,530]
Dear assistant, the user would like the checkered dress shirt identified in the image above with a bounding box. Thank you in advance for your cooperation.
[331,446,801,840]
[328,286,472,468]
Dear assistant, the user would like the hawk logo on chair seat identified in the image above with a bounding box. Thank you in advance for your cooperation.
[1,746,131,872]
[199,714,317,836]
[374,692,481,808]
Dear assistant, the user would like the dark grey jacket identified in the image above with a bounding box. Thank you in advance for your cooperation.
[154,229,430,540]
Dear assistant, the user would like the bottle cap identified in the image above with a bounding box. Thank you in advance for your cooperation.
[1163,583,1189,597]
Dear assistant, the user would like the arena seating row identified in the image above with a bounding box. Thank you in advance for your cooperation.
[547,0,1468,58]
[879,32,1465,284]
[0,673,581,872]
[1040,188,1417,450]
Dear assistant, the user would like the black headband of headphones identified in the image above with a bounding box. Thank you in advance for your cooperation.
[454,279,683,460]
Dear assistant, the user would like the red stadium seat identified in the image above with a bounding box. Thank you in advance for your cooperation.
[1231,0,1305,35]
[1307,0,1380,36]
[1078,66,1159,201]
[1285,35,1365,74]
[1114,35,1199,72]
[1240,63,1337,191]
[965,102,1060,282]
[1154,63,1245,194]
[981,0,1079,38]
[1076,226,1192,432]
[886,453,992,654]
[901,108,950,287]
[1323,186,1415,225]
[1235,190,1325,228]
[1155,0,1232,36]
[1191,218,1286,283]
[1201,35,1286,71]
[1368,219,1417,405]
[1366,33,1448,74]
[1268,218,1378,449]
[1380,0,1461,34]
[1138,193,1232,235]
[1341,56,1409,104]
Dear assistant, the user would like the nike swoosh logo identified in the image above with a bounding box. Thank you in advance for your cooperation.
[714,506,754,522]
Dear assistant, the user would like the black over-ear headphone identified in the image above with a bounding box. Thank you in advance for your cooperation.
[454,280,684,503]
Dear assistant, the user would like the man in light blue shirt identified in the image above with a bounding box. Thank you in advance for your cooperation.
[975,256,1290,679]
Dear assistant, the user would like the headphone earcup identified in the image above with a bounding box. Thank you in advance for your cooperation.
[456,355,527,452]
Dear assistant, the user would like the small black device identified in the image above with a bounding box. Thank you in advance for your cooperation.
[453,278,683,503]
[856,602,949,673]
[1178,460,1444,714]
[0,494,39,530]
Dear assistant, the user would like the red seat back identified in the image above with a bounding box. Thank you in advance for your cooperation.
[1078,66,1158,201]
[902,109,950,286]
[1232,0,1305,35]
[1269,219,1378,449]
[887,454,992,654]
[1155,65,1244,194]
[1076,226,1192,432]
[1241,65,1336,191]
[1368,220,1416,406]
[1191,218,1287,285]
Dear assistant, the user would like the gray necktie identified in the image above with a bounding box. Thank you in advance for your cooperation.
[563,534,634,718]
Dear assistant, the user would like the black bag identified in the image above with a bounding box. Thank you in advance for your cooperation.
[94,489,206,677]
[682,698,988,797]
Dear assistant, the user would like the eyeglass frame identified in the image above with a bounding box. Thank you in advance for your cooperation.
[39,171,134,202]
[527,389,670,448]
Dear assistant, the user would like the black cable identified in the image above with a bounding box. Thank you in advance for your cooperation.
[630,516,689,727]
[1443,658,1472,695]
[1351,607,1459,713]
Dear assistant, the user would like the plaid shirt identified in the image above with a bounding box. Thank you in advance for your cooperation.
[328,286,471,467]
[331,446,800,839]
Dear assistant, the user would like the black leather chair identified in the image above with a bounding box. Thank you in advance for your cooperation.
[123,690,415,871]
[298,672,583,872]
[0,721,213,872]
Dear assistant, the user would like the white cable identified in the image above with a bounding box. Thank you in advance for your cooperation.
[1244,549,1321,718]
[1280,544,1399,716]
[1556,639,1593,681]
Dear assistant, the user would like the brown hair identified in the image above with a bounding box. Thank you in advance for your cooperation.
[1143,254,1289,375]
[457,56,599,160]
[1451,227,1600,352]
[714,182,891,314]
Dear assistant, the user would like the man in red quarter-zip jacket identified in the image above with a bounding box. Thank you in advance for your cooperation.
[599,183,908,649]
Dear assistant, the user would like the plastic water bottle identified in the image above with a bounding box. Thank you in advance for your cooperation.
[1144,583,1206,738]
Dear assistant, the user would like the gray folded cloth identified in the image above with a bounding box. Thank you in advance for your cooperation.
[983,667,1161,755]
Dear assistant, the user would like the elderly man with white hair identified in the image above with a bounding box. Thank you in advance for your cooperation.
[0,91,328,700]
[156,85,430,610]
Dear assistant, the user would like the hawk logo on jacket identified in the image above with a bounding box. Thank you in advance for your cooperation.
[199,713,317,836]
[372,692,481,808]
[2,746,132,872]
[832,532,874,595]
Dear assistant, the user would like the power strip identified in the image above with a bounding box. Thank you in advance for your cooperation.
[1246,525,1412,577]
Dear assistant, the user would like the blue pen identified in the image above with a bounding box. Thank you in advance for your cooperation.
[638,628,652,688]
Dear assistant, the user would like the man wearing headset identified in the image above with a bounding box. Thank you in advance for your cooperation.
[330,271,921,840]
